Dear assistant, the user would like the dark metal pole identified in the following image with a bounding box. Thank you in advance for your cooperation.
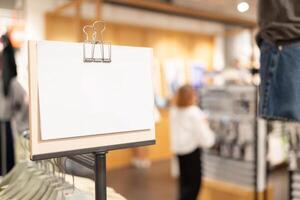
[264,121,271,200]
[94,152,107,200]
[254,85,258,200]
[1,122,7,175]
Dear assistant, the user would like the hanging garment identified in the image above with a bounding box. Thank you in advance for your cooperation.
[1,34,17,97]
[0,121,15,176]
[258,40,300,121]
[257,1,300,121]
[257,0,300,44]
[0,78,27,176]
[0,35,28,175]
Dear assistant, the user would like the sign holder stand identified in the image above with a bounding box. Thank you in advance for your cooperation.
[83,20,111,200]
[94,152,107,200]
[28,20,156,200]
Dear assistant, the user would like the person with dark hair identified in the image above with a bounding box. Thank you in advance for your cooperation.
[170,85,215,200]
[0,34,28,176]
[1,34,17,97]
[257,0,300,121]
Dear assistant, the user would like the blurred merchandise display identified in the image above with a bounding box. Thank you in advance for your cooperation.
[163,59,186,96]
[267,122,288,168]
[284,123,300,171]
[189,62,205,90]
[287,122,300,200]
[199,85,258,188]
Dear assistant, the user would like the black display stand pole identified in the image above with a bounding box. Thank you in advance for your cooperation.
[94,152,107,200]
[68,141,154,200]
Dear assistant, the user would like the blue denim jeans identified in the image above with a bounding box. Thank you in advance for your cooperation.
[259,40,300,121]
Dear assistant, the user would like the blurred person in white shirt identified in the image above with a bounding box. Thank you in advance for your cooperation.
[170,85,215,200]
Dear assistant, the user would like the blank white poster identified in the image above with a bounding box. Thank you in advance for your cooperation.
[37,41,154,140]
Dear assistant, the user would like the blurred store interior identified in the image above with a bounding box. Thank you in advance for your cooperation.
[0,0,293,200]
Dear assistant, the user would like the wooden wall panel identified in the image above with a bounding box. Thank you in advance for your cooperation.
[45,14,79,42]
[46,16,214,68]
[148,109,172,161]
[106,109,171,170]
[107,149,132,169]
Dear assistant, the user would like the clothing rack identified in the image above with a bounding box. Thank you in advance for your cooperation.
[200,85,264,200]
[19,130,109,200]
[253,85,258,200]
[287,122,300,200]
[18,131,109,200]
[0,122,7,176]
[288,170,300,200]
[0,35,6,176]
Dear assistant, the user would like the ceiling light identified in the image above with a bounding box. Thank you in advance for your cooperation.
[237,2,249,13]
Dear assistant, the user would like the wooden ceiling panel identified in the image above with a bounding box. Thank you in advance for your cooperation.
[105,0,257,27]
[173,0,257,21]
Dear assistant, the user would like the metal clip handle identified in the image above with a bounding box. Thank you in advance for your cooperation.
[82,21,111,63]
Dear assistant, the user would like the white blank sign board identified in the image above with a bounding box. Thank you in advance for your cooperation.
[38,41,154,140]
[28,40,155,160]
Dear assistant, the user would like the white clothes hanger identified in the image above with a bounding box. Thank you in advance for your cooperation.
[13,171,46,200]
[40,181,63,200]
[0,166,42,199]
[0,162,28,188]
[31,175,59,200]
